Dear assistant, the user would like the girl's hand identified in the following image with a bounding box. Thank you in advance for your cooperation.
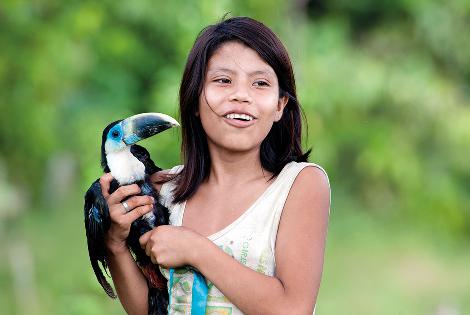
[99,173,155,254]
[149,170,172,192]
[139,226,207,268]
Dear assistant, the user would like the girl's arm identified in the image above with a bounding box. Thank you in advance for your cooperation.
[105,244,149,315]
[141,166,330,315]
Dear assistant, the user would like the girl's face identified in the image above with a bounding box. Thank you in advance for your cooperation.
[199,41,288,155]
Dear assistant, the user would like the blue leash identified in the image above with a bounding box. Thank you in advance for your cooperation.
[168,268,208,314]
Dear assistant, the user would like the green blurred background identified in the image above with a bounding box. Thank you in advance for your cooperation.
[1,0,469,314]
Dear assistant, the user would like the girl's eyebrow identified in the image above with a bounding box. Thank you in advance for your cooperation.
[249,70,275,78]
[207,68,235,75]
[207,67,275,77]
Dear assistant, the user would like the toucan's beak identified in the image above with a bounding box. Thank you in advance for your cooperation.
[122,113,179,145]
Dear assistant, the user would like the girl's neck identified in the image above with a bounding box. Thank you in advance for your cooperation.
[206,147,272,187]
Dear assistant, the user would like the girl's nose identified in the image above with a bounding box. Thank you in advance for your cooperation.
[229,83,252,103]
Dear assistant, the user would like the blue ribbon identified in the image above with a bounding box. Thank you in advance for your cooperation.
[168,268,208,314]
[191,270,208,315]
[168,268,174,313]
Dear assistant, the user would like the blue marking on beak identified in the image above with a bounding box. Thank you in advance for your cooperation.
[123,134,141,145]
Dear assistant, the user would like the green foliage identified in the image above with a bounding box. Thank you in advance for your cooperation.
[288,0,470,236]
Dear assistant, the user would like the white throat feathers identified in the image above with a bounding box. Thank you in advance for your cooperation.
[106,147,146,185]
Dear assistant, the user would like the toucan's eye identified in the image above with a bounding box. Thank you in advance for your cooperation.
[112,130,120,138]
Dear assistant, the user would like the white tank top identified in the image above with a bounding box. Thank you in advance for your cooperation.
[159,161,329,315]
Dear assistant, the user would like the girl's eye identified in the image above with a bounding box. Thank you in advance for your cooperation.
[253,80,270,87]
[214,78,231,84]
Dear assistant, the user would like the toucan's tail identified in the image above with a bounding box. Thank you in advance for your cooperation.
[90,252,116,298]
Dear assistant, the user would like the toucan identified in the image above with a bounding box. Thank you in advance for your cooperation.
[84,112,179,315]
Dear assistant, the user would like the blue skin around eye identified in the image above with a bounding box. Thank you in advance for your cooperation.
[107,123,141,145]
[106,124,126,149]
[107,124,123,141]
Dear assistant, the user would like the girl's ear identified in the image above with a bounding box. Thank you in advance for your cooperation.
[275,95,289,122]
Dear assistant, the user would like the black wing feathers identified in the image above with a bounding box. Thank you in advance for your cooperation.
[84,179,116,298]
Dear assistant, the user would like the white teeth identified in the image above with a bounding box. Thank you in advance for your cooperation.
[224,113,254,121]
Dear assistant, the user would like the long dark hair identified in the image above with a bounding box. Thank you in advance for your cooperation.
[173,16,310,203]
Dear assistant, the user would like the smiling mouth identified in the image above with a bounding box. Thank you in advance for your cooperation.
[224,113,255,121]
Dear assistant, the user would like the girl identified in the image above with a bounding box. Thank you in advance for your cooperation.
[100,16,330,315]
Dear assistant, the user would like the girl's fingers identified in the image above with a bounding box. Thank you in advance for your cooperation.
[99,173,114,198]
[139,230,152,248]
[149,170,171,183]
[121,195,154,213]
[107,184,141,205]
[124,204,154,224]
